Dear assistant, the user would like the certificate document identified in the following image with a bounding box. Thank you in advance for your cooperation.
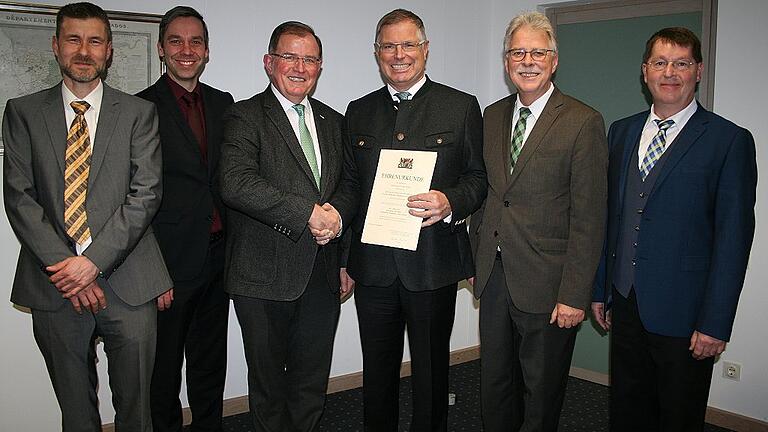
[361,149,438,251]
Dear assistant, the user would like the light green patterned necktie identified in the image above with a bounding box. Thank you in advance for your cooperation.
[510,107,531,172]
[292,104,320,188]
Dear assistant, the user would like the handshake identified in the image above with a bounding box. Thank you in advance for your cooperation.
[309,203,341,246]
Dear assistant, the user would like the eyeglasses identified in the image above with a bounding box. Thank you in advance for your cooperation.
[645,59,697,71]
[375,40,427,54]
[505,48,555,62]
[269,53,322,67]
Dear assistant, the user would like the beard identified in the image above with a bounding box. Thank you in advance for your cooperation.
[59,54,108,83]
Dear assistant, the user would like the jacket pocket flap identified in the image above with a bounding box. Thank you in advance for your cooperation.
[424,132,454,148]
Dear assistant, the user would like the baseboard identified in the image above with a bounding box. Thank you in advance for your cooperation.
[563,365,768,432]
[705,407,768,432]
[103,345,766,432]
[569,365,610,386]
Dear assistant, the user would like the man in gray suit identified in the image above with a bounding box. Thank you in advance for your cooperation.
[218,21,345,432]
[2,3,171,430]
[470,12,607,432]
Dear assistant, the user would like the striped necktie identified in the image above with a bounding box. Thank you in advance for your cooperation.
[64,100,92,245]
[292,104,320,188]
[639,119,675,181]
[510,107,531,172]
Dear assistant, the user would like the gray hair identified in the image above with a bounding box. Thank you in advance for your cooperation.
[504,11,557,51]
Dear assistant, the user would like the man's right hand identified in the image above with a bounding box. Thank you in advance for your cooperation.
[340,267,355,300]
[591,302,611,331]
[157,288,174,311]
[309,203,341,245]
[68,281,107,314]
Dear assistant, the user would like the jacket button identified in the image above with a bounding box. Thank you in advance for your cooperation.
[504,201,510,207]
[631,259,636,266]
[636,208,644,214]
[639,192,645,198]
[633,242,638,248]
[436,138,443,144]
[396,132,405,141]
[634,226,640,231]
[357,140,365,147]
[493,231,499,237]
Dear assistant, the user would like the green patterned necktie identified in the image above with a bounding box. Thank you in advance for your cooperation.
[510,107,532,172]
[292,104,320,188]
[395,91,411,101]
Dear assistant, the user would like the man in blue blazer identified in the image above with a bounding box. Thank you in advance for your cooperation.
[592,27,757,431]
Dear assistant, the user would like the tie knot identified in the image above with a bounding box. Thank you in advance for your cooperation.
[519,107,532,120]
[395,91,411,101]
[70,100,90,115]
[182,92,198,107]
[293,103,306,117]
[655,118,674,132]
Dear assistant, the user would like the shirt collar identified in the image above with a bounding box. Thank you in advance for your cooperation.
[645,98,698,131]
[387,74,427,100]
[61,79,103,113]
[165,73,201,102]
[515,82,554,119]
[270,84,310,114]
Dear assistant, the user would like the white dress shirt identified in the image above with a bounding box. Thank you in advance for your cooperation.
[511,82,555,147]
[270,84,322,174]
[637,98,698,169]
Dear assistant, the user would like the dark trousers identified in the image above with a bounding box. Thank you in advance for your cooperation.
[233,253,340,432]
[479,258,577,432]
[610,287,714,432]
[32,281,156,432]
[355,279,457,432]
[151,238,230,432]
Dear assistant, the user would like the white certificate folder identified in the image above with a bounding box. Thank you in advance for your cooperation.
[361,149,438,251]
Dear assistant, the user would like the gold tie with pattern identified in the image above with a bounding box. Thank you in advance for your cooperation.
[64,100,92,245]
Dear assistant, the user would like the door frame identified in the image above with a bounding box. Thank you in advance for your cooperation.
[543,0,717,109]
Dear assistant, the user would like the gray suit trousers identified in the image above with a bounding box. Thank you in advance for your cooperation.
[32,281,156,432]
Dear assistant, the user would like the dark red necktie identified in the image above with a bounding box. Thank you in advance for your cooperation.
[182,92,222,233]
[182,92,207,163]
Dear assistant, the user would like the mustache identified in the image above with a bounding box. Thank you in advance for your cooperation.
[514,67,541,73]
[71,54,96,65]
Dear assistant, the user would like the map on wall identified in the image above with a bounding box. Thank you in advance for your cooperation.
[0,4,162,155]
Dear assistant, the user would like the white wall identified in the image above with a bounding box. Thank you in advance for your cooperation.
[708,0,768,422]
[1,0,765,429]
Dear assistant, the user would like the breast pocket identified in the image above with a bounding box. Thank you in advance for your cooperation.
[424,132,454,148]
[352,134,376,150]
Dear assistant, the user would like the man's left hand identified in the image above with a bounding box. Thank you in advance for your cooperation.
[407,190,451,227]
[550,303,585,328]
[47,256,100,297]
[689,331,726,360]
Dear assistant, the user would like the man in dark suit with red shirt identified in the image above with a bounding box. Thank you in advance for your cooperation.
[137,6,234,432]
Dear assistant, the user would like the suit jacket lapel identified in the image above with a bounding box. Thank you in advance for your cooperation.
[493,97,514,188]
[507,88,564,190]
[263,87,319,192]
[201,84,219,177]
[89,84,119,186]
[42,84,67,176]
[617,115,646,210]
[649,106,707,198]
[312,101,337,200]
